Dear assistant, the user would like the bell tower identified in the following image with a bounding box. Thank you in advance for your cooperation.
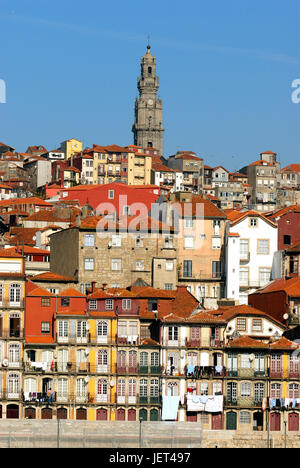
[132,45,164,155]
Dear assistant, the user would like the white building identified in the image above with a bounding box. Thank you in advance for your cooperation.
[225,210,278,304]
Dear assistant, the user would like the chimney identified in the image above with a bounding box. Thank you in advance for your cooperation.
[91,281,96,293]
[102,283,107,290]
[75,215,81,227]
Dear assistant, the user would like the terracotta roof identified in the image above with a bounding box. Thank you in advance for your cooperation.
[248,160,275,167]
[0,197,53,207]
[0,248,23,258]
[226,335,269,349]
[88,288,135,299]
[58,287,85,297]
[31,272,76,282]
[269,336,299,350]
[227,209,277,227]
[27,286,55,297]
[267,205,300,219]
[281,164,300,173]
[209,304,286,328]
[253,277,300,297]
[171,195,226,219]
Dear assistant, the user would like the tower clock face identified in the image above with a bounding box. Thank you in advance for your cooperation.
[148,99,153,105]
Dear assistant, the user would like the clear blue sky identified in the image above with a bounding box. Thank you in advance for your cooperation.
[1,0,299,171]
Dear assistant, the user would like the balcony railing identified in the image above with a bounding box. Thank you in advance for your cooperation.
[0,329,24,339]
[224,397,263,408]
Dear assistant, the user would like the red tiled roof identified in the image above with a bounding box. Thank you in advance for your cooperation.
[248,160,275,166]
[253,277,300,297]
[31,272,76,282]
[281,164,300,173]
[171,195,226,219]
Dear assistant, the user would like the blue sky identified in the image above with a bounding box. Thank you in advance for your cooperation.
[0,0,299,171]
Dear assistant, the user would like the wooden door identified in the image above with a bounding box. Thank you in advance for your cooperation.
[226,411,237,430]
[270,412,281,431]
[96,408,107,421]
[288,412,299,432]
[212,412,223,430]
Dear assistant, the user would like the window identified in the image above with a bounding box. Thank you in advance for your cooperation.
[89,300,97,310]
[111,258,121,271]
[212,237,221,249]
[258,239,269,254]
[164,236,174,248]
[240,239,249,259]
[240,411,251,424]
[237,318,247,331]
[123,205,130,215]
[10,284,21,305]
[250,218,258,227]
[111,235,122,247]
[105,299,114,310]
[135,260,144,271]
[212,261,222,278]
[254,383,265,402]
[41,297,50,307]
[259,268,271,286]
[184,218,194,229]
[183,260,192,277]
[168,326,178,342]
[84,234,95,247]
[122,299,131,310]
[84,258,94,271]
[41,322,50,334]
[200,382,209,395]
[108,190,114,199]
[270,383,281,399]
[252,319,262,332]
[239,268,249,286]
[61,297,70,307]
[284,235,291,245]
[241,382,251,397]
[165,283,173,290]
[184,236,194,249]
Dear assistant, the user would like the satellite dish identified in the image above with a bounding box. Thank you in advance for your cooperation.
[283,313,289,320]
[249,354,255,362]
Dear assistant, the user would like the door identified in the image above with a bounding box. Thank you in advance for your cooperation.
[117,351,126,373]
[57,407,68,419]
[270,412,281,431]
[76,408,87,420]
[186,412,197,422]
[212,413,223,430]
[128,409,136,421]
[96,408,107,421]
[41,407,52,419]
[25,407,36,419]
[139,408,147,421]
[226,411,237,430]
[116,408,125,421]
[6,404,19,419]
[288,412,299,432]
[150,409,159,421]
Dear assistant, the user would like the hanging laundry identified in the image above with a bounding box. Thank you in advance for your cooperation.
[161,396,180,420]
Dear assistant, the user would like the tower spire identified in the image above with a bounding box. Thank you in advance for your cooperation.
[131,45,164,155]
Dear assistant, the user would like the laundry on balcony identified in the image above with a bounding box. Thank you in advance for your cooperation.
[161,395,180,421]
[186,394,223,413]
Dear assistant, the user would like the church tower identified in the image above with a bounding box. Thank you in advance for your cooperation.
[132,45,164,155]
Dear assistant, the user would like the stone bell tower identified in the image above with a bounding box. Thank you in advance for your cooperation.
[132,44,164,155]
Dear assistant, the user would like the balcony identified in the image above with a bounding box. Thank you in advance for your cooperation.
[0,329,24,339]
[240,252,250,262]
[224,398,263,408]
[116,335,139,345]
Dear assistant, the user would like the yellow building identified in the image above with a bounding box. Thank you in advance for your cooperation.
[60,139,83,160]
[84,144,152,186]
